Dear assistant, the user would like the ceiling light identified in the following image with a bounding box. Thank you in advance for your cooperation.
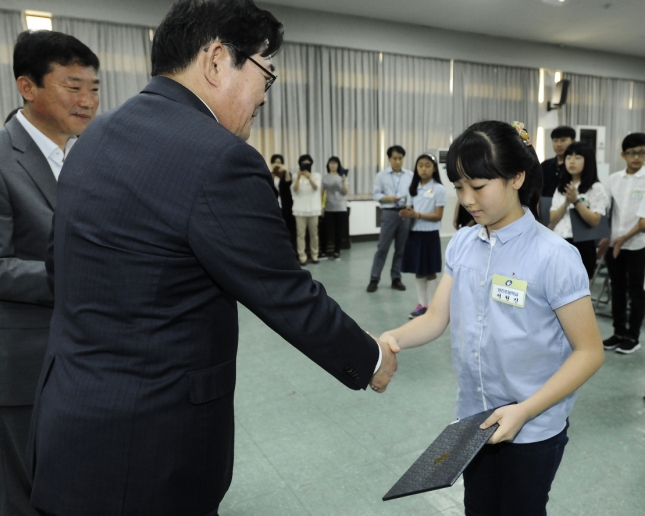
[25,10,52,31]
[542,0,567,6]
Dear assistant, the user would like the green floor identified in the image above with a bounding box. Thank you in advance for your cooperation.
[219,239,645,516]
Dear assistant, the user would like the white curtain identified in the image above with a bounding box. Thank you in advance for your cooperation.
[562,73,645,173]
[378,53,452,165]
[322,46,379,194]
[249,43,456,195]
[248,43,380,194]
[250,44,320,180]
[633,81,645,132]
[453,61,539,139]
[0,9,24,123]
[250,45,540,195]
[53,16,153,113]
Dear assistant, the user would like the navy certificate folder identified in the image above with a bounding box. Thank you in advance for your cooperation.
[570,209,610,242]
[383,408,499,501]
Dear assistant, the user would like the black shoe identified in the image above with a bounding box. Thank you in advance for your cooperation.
[333,252,340,260]
[366,281,378,293]
[319,252,327,259]
[616,338,641,355]
[391,279,406,291]
[603,335,625,350]
[311,259,319,264]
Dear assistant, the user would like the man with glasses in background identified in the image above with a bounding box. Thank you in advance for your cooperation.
[27,2,396,516]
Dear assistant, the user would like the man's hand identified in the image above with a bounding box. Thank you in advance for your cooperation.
[480,403,531,444]
[369,335,398,393]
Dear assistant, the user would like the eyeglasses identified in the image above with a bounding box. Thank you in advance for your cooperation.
[625,151,645,158]
[224,43,277,92]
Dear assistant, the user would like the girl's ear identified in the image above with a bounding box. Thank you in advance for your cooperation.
[512,171,526,191]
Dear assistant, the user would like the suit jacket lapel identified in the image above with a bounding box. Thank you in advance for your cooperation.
[6,118,57,210]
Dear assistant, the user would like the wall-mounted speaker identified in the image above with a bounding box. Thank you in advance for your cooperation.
[547,79,570,111]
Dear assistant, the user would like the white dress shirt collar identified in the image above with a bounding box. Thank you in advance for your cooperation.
[194,94,220,123]
[15,110,76,180]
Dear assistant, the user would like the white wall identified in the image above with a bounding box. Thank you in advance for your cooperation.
[3,0,645,81]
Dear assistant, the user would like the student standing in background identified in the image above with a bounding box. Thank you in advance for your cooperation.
[399,153,446,319]
[602,133,645,355]
[541,126,576,198]
[549,142,609,279]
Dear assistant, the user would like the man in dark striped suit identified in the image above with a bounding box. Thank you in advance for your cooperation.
[27,2,396,515]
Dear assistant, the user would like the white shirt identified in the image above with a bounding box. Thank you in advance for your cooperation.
[550,182,609,239]
[291,172,322,217]
[605,168,645,250]
[637,199,645,290]
[15,110,76,180]
[373,167,414,208]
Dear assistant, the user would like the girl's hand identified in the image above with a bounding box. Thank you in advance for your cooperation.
[612,235,627,258]
[379,332,401,353]
[480,403,531,444]
[398,207,416,219]
[564,183,578,204]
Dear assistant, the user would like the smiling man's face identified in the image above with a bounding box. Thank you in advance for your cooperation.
[24,62,99,140]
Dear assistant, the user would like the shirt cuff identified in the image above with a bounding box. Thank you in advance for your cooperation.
[373,341,382,374]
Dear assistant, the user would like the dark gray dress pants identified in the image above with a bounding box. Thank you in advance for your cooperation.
[369,209,411,282]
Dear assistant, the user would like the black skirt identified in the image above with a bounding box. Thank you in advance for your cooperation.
[401,230,442,275]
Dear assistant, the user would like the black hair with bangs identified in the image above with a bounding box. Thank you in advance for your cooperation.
[446,120,542,219]
[557,142,598,195]
[409,153,441,197]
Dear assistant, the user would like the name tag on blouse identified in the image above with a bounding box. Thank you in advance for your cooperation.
[632,189,645,200]
[424,188,435,198]
[490,274,527,308]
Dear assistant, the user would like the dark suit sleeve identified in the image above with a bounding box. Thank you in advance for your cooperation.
[187,142,378,390]
[0,171,53,305]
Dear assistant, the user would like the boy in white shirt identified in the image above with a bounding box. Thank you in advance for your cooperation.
[602,133,645,354]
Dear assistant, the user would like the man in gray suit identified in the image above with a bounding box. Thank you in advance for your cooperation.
[0,30,99,515]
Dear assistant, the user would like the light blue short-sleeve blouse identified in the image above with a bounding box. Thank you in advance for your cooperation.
[410,179,447,232]
[444,209,590,443]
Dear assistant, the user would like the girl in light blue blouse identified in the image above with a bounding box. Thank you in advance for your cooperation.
[380,121,604,516]
[400,153,446,319]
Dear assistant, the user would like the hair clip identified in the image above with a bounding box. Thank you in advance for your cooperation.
[511,121,532,147]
